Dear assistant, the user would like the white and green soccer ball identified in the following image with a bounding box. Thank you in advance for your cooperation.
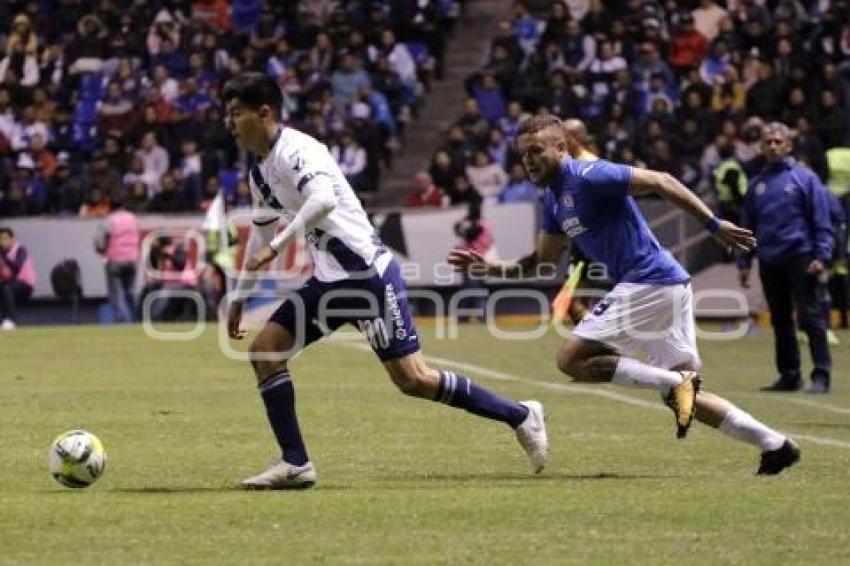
[48,430,106,488]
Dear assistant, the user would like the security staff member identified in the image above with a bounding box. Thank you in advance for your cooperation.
[739,122,834,393]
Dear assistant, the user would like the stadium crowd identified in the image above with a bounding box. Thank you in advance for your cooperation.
[0,0,459,218]
[414,0,850,216]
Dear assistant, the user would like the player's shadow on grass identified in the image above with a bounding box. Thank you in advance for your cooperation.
[384,471,665,483]
[109,486,240,494]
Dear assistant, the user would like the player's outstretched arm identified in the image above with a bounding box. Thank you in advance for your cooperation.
[229,220,278,339]
[628,167,756,253]
[447,231,568,278]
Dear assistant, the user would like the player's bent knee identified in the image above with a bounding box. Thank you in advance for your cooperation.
[249,336,290,378]
[555,348,578,377]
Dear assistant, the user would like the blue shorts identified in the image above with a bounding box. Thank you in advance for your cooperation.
[269,256,421,361]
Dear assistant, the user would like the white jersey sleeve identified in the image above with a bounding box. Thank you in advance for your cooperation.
[252,127,389,282]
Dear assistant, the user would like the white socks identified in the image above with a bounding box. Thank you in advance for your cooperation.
[612,357,683,393]
[719,407,786,451]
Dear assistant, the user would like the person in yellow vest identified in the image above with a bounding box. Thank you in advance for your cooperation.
[560,118,607,324]
[825,148,850,331]
[562,118,598,161]
[712,138,748,226]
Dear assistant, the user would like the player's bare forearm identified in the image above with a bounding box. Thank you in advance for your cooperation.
[448,232,567,279]
[629,168,713,225]
[489,252,540,278]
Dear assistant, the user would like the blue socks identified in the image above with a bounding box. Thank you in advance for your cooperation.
[435,371,529,428]
[259,369,309,466]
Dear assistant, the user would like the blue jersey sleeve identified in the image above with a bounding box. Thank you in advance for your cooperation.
[805,170,834,264]
[580,160,632,198]
[540,190,563,234]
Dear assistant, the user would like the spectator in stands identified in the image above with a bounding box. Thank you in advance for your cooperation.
[97,81,136,138]
[455,98,490,146]
[79,185,110,218]
[10,105,49,152]
[148,64,180,104]
[125,180,149,213]
[500,162,537,204]
[146,9,181,57]
[815,90,848,150]
[0,226,34,330]
[631,41,675,93]
[498,100,529,142]
[447,174,481,207]
[405,171,445,208]
[45,154,84,215]
[0,18,40,88]
[6,14,39,57]
[229,177,252,208]
[465,149,509,203]
[745,56,784,121]
[148,172,185,213]
[67,13,108,75]
[486,127,510,169]
[199,176,222,213]
[543,69,579,120]
[331,51,371,114]
[10,153,46,214]
[330,130,368,194]
[29,133,56,179]
[429,149,462,194]
[471,71,506,124]
[95,199,140,323]
[375,29,419,107]
[692,0,727,42]
[135,131,169,193]
[88,149,123,203]
[667,13,708,75]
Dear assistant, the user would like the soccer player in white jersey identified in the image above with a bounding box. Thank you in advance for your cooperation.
[450,115,800,475]
[222,73,548,489]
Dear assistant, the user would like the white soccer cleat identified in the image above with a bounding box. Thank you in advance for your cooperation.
[240,460,317,490]
[1,319,16,331]
[516,401,548,474]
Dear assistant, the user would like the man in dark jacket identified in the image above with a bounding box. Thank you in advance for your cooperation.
[739,122,834,393]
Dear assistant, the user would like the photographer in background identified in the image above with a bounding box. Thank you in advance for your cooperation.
[453,201,495,323]
[0,227,35,330]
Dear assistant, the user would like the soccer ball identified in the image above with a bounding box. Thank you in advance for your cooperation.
[48,430,106,488]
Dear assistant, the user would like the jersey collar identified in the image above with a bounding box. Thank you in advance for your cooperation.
[258,126,285,166]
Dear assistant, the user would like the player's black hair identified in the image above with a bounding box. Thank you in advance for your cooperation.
[517,115,563,137]
[0,226,13,237]
[222,72,283,116]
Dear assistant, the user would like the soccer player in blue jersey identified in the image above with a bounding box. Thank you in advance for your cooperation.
[449,115,800,475]
[222,73,548,489]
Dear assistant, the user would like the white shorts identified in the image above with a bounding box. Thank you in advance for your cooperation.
[573,282,701,371]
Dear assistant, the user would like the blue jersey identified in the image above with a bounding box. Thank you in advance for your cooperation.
[541,158,690,284]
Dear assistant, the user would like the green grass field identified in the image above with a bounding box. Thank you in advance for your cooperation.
[1,322,849,565]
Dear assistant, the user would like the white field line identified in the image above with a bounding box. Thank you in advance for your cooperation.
[342,342,850,450]
[775,397,850,416]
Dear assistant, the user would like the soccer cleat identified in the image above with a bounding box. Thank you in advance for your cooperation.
[806,379,830,394]
[760,377,802,392]
[240,460,317,490]
[1,319,15,331]
[665,371,701,439]
[516,401,548,474]
[757,439,801,475]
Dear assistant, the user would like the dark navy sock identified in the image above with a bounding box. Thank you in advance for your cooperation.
[259,369,309,466]
[435,370,529,428]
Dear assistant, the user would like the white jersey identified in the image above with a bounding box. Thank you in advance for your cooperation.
[249,127,388,282]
